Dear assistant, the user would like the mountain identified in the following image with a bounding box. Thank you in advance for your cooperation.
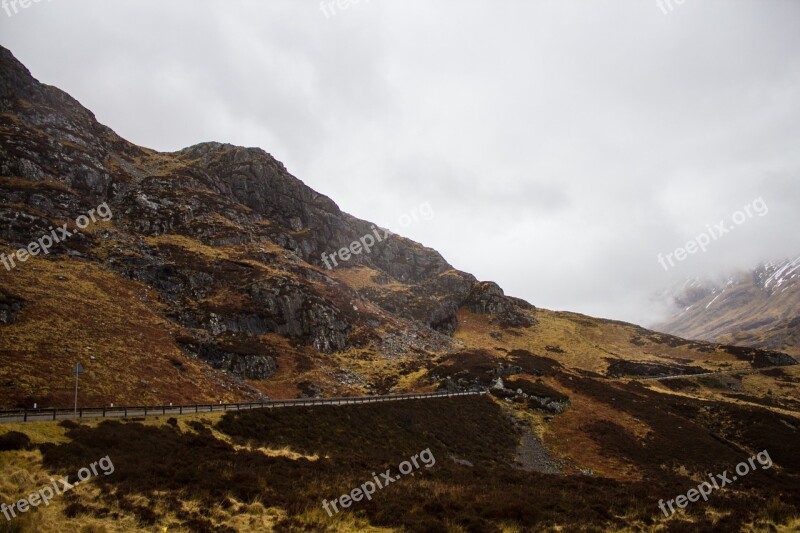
[0,44,503,406]
[0,42,797,406]
[3,42,794,409]
[1,45,799,532]
[654,256,800,356]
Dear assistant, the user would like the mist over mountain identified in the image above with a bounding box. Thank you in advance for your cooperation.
[654,255,800,356]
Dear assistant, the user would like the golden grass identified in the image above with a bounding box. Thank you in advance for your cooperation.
[642,367,799,418]
[0,421,73,445]
[288,507,397,532]
[453,307,762,377]
[0,449,142,533]
[0,176,73,194]
[330,266,409,292]
[145,234,231,261]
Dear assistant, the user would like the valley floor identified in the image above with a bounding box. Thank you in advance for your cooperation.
[0,391,798,532]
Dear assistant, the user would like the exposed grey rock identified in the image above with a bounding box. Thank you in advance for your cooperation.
[439,376,482,393]
[528,395,571,414]
[177,338,277,380]
[298,381,324,398]
[380,328,453,359]
[326,368,366,387]
[0,292,23,325]
[464,281,535,328]
[224,354,277,380]
[448,455,474,467]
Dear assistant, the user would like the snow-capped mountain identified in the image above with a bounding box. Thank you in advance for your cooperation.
[653,255,800,356]
[759,256,800,292]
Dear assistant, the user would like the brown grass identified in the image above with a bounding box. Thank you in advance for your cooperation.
[0,254,243,408]
[0,393,795,532]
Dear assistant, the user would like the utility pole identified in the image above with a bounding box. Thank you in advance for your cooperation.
[73,362,84,415]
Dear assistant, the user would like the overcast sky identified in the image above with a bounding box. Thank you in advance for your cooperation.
[2,0,799,326]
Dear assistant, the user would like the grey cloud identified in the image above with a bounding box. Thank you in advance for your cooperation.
[2,0,799,326]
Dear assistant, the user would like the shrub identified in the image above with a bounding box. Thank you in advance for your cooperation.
[0,431,31,451]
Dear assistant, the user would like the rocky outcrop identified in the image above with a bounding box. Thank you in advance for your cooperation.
[605,359,709,379]
[176,337,277,380]
[464,281,535,328]
[722,345,799,368]
[379,328,453,359]
[0,292,23,325]
[227,354,277,380]
[361,271,475,334]
[248,279,350,353]
[0,48,139,204]
[435,363,525,392]
[174,142,458,282]
[489,380,571,414]
[298,381,324,398]
[211,353,277,380]
[107,242,352,353]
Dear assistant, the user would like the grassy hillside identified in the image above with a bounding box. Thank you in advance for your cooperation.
[0,249,255,407]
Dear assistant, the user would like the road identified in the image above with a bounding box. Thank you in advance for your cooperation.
[625,364,796,382]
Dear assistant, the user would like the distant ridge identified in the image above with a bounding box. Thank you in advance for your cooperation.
[653,255,800,356]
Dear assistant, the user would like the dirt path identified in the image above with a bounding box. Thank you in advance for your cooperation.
[514,426,561,474]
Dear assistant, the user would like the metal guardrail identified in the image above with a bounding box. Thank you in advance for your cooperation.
[0,390,487,423]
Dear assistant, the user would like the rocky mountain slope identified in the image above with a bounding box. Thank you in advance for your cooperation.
[0,44,797,414]
[654,256,800,356]
[0,45,530,407]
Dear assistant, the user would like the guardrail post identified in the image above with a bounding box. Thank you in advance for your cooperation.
[79,408,83,418]
[103,407,106,417]
[52,409,56,421]
[23,410,27,422]
[144,406,147,416]
[124,407,127,417]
